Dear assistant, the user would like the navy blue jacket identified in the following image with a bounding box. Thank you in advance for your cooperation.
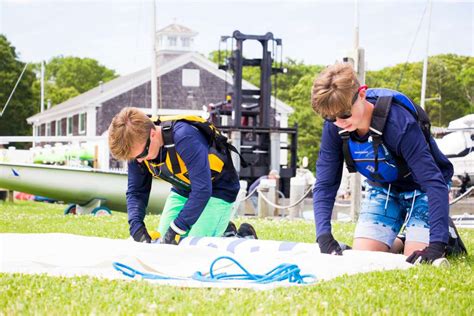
[313,98,453,244]
[126,121,240,237]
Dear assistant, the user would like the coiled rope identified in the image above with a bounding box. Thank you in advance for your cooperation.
[193,256,315,284]
[113,256,315,285]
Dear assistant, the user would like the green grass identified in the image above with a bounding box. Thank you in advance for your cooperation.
[1,200,473,315]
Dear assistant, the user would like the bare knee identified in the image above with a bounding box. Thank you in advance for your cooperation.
[390,237,405,254]
[353,238,390,252]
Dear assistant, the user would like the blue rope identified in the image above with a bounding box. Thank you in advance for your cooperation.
[194,256,316,284]
[113,256,316,285]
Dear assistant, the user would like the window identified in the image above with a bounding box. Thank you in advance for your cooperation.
[182,69,200,87]
[67,116,73,135]
[35,125,40,137]
[168,36,177,46]
[79,113,86,134]
[46,122,51,136]
[56,120,62,136]
[181,37,190,47]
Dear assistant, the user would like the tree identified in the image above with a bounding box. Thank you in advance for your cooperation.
[0,34,37,141]
[32,56,117,106]
[288,73,325,170]
[31,80,79,107]
[366,54,473,126]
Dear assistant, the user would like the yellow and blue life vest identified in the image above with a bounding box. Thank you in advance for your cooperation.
[142,115,245,191]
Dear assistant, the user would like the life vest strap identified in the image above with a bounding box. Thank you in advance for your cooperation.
[340,130,357,173]
[161,120,182,174]
[370,96,392,135]
[369,96,392,179]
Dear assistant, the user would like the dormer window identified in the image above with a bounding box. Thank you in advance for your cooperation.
[181,37,191,47]
[168,36,177,46]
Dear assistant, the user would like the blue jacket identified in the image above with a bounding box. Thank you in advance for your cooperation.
[126,121,240,237]
[313,98,453,244]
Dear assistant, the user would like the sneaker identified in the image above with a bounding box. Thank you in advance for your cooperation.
[223,221,238,237]
[447,217,467,256]
[237,223,258,239]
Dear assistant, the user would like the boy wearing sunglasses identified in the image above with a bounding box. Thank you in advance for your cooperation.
[311,63,454,264]
[108,107,248,245]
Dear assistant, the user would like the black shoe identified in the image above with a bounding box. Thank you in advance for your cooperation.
[447,217,468,256]
[237,223,258,239]
[223,221,238,237]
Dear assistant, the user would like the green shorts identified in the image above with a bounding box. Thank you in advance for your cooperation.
[157,191,234,237]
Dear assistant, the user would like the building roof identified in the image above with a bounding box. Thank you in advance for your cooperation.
[156,23,198,37]
[27,52,294,123]
[27,67,150,123]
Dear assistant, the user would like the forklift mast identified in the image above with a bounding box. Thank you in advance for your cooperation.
[215,31,298,196]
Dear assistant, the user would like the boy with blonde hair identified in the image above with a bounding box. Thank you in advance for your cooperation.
[311,63,455,264]
[108,107,255,244]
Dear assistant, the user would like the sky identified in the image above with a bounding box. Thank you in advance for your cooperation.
[0,0,472,76]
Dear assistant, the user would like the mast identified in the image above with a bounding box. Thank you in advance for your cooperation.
[150,0,158,116]
[40,61,45,113]
[350,0,365,221]
[420,0,432,110]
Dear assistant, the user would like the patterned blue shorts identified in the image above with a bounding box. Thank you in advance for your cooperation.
[354,184,430,248]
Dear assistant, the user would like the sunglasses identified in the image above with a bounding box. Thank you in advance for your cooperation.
[135,136,151,160]
[323,85,368,123]
[324,111,352,123]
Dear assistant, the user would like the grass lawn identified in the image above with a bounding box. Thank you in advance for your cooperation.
[1,200,473,315]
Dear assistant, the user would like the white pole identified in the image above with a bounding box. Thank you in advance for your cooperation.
[0,63,29,118]
[150,0,158,116]
[353,0,359,49]
[420,0,432,110]
[350,0,363,222]
[40,61,45,113]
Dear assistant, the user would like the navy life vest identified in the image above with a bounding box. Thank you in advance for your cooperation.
[143,115,247,191]
[340,88,432,183]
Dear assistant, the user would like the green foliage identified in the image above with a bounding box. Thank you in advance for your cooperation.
[287,73,324,169]
[366,54,473,127]
[459,58,474,107]
[0,35,118,140]
[208,50,231,65]
[0,201,473,315]
[31,80,80,107]
[31,56,117,106]
[0,34,37,139]
[46,56,117,93]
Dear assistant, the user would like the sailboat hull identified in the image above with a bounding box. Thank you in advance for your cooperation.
[0,162,171,213]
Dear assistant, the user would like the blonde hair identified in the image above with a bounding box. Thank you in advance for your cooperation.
[108,107,154,160]
[311,63,360,118]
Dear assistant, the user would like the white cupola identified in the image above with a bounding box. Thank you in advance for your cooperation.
[156,23,198,53]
